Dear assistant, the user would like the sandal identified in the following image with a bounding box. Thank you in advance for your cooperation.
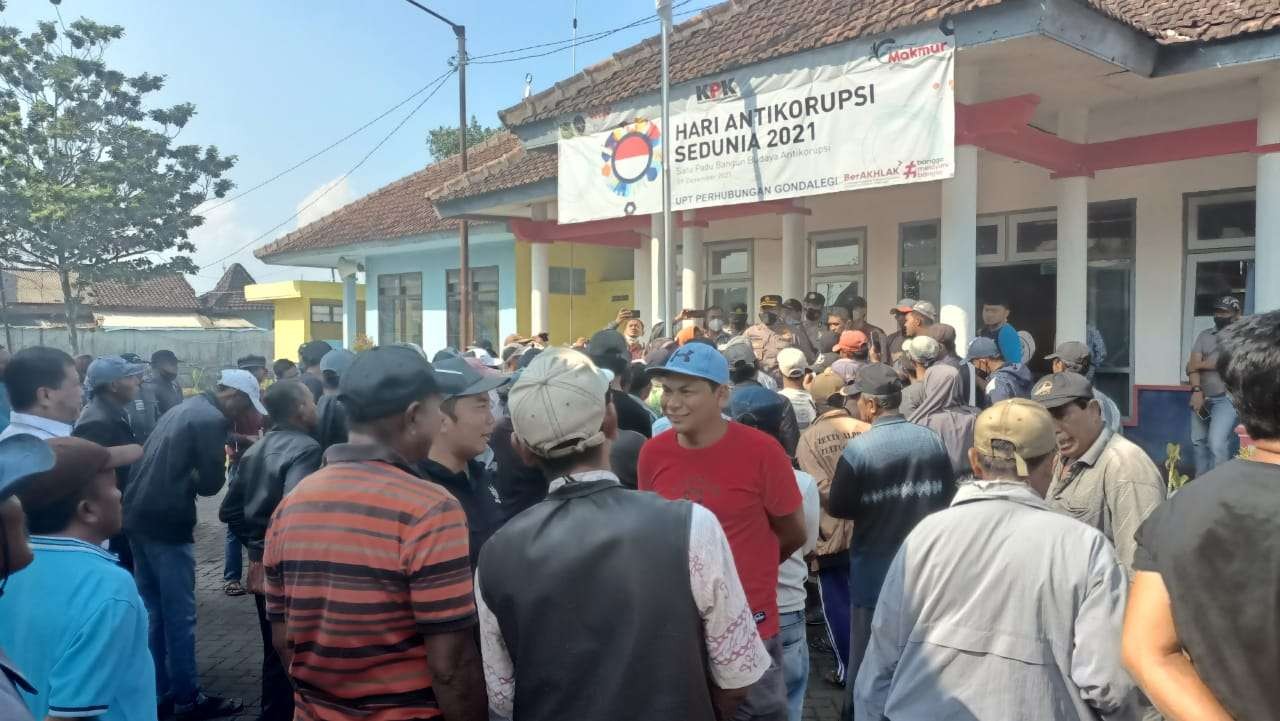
[222,580,246,597]
[176,694,244,721]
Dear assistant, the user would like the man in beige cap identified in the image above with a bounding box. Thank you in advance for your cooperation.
[476,347,770,721]
[854,399,1138,720]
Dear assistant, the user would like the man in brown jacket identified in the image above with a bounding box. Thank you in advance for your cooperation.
[795,371,868,686]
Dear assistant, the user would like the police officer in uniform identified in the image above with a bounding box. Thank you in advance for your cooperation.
[800,291,827,361]
[744,294,795,379]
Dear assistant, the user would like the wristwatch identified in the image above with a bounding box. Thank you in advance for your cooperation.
[1191,386,1202,392]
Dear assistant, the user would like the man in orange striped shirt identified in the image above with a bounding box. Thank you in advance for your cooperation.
[264,345,485,721]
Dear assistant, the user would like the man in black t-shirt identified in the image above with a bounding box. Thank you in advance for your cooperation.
[587,330,653,438]
[1123,309,1280,720]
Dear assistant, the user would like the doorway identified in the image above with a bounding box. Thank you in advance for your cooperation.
[976,264,1056,376]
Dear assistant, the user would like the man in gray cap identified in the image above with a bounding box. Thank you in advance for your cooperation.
[855,400,1137,720]
[73,355,147,570]
[903,300,937,340]
[0,433,56,721]
[477,347,770,721]
[1047,341,1122,434]
[884,299,917,362]
[314,348,355,451]
[967,337,1032,405]
[1031,371,1164,573]
[123,368,267,721]
[417,355,508,565]
[1185,295,1244,476]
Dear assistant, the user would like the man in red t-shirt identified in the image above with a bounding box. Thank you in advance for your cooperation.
[639,342,805,721]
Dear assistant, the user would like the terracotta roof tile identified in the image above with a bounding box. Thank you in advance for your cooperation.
[500,0,1280,129]
[199,263,273,313]
[430,144,558,204]
[254,131,520,261]
[89,275,201,311]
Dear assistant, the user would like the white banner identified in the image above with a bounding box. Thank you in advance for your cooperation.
[557,39,955,224]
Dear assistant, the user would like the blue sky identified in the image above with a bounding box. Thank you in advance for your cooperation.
[1,0,716,292]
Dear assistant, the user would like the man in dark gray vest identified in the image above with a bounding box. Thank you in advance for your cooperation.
[475,347,770,721]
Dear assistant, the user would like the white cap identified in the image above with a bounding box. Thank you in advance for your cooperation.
[218,369,268,416]
[777,347,809,378]
[508,347,610,459]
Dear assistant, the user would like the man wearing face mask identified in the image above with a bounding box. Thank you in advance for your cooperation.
[145,350,185,417]
[607,308,648,360]
[1186,295,1244,476]
[800,292,827,354]
[782,298,819,362]
[705,306,734,346]
[744,295,796,379]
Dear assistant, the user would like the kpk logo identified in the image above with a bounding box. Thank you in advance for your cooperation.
[695,78,740,102]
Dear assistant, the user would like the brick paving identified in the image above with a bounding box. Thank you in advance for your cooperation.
[190,492,845,721]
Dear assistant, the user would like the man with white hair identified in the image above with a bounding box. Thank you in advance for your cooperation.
[476,347,770,721]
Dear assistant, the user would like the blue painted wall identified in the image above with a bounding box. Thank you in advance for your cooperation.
[364,231,516,352]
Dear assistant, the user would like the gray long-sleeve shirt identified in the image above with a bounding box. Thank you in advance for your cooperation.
[123,392,230,544]
[854,481,1138,721]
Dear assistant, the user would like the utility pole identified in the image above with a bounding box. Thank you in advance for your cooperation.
[402,0,471,348]
[657,0,674,336]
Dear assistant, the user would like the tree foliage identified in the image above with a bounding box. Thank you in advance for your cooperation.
[0,10,235,350]
[426,115,497,160]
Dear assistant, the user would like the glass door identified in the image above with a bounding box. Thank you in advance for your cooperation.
[1182,251,1255,370]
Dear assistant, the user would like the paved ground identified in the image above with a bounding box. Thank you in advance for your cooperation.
[191,492,846,721]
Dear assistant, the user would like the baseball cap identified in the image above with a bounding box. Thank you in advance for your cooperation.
[759,294,783,309]
[299,340,333,366]
[648,342,730,386]
[675,325,700,346]
[928,323,957,349]
[729,385,786,431]
[1214,295,1242,312]
[18,437,143,514]
[719,336,756,369]
[833,330,868,353]
[974,399,1058,476]
[903,335,942,364]
[1046,341,1090,367]
[464,347,502,369]
[0,434,55,503]
[1031,371,1094,410]
[588,329,630,359]
[847,363,902,397]
[782,298,803,313]
[119,353,146,365]
[829,358,860,383]
[802,291,826,308]
[911,300,938,322]
[777,347,809,379]
[809,371,848,409]
[432,355,510,399]
[218,369,269,416]
[151,350,180,365]
[966,336,1002,361]
[85,356,147,388]
[339,346,439,422]
[892,298,917,314]
[517,347,543,369]
[237,354,268,371]
[644,345,674,368]
[509,348,610,459]
[501,344,527,363]
[319,349,356,376]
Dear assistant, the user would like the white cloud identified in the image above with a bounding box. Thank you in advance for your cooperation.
[296,175,356,229]
[186,200,330,295]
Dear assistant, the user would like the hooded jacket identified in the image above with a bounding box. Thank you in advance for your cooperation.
[986,363,1033,404]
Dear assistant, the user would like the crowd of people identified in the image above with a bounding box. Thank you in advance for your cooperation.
[0,290,1275,721]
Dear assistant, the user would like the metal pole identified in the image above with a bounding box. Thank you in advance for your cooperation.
[456,27,471,349]
[0,270,12,350]
[571,0,578,73]
[657,0,674,337]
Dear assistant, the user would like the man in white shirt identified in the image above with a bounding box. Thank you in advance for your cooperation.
[476,348,770,721]
[776,348,818,431]
[0,347,81,441]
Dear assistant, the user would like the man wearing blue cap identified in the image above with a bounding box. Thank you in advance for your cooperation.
[639,342,806,721]
[967,336,1032,406]
[314,348,355,451]
[73,355,147,570]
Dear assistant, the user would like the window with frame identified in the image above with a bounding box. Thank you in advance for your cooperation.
[447,265,499,349]
[377,273,422,346]
[1181,189,1256,373]
[899,220,940,307]
[1086,200,1137,417]
[310,301,342,323]
[809,228,865,308]
[549,266,586,295]
[703,240,752,313]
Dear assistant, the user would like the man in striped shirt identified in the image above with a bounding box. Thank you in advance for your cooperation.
[264,345,486,721]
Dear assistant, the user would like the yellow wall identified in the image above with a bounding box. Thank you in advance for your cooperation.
[515,241,636,343]
[245,281,366,361]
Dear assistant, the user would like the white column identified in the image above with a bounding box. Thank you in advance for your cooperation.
[529,204,550,335]
[1258,70,1280,313]
[781,201,806,301]
[633,235,652,324]
[681,211,703,323]
[1055,109,1089,345]
[650,214,665,328]
[341,271,358,348]
[940,66,979,353]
